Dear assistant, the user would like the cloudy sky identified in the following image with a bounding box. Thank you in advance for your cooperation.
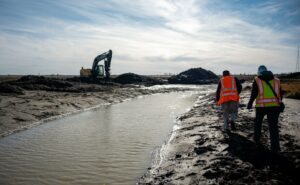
[0,0,299,75]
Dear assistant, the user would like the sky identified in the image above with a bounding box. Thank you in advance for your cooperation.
[0,0,299,75]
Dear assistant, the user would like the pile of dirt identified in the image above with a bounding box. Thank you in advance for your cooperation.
[168,67,219,84]
[0,83,24,95]
[279,72,300,79]
[113,73,163,85]
[0,75,121,94]
[10,75,73,91]
[5,75,73,92]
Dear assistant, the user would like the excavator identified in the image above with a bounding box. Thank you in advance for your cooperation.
[80,50,112,80]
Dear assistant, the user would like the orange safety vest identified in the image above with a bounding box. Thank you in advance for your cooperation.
[255,77,281,107]
[217,75,239,105]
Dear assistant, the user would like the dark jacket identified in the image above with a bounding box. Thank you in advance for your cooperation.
[216,76,242,102]
[247,71,283,109]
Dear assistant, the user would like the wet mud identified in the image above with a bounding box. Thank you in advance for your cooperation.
[139,92,300,185]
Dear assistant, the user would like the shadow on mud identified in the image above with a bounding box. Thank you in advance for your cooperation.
[225,132,300,184]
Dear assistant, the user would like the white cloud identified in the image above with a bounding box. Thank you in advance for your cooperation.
[0,0,298,75]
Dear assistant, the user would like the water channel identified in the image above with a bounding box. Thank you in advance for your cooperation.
[0,86,215,185]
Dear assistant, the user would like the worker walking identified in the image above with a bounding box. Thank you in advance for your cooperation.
[247,65,283,153]
[216,70,242,131]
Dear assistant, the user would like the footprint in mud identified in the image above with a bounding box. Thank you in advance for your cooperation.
[194,145,215,155]
[195,138,205,146]
[180,124,202,131]
[202,169,222,179]
[193,159,207,166]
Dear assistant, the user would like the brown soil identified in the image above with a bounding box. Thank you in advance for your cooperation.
[281,80,300,99]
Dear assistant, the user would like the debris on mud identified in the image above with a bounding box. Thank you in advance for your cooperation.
[168,67,219,84]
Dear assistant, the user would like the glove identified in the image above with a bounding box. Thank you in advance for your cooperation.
[247,103,252,110]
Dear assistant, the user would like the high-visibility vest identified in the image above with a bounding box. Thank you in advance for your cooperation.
[217,75,239,105]
[255,77,281,107]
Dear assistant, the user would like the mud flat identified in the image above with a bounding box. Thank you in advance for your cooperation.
[139,91,300,184]
[0,76,198,138]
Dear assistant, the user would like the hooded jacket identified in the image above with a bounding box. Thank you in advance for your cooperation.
[247,71,283,108]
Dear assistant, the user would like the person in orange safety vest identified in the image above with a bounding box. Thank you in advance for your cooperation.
[216,70,242,131]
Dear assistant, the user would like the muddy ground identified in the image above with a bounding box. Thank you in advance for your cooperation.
[0,75,199,138]
[1,74,299,184]
[139,91,300,185]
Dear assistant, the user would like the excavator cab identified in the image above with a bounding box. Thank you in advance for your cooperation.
[94,65,104,77]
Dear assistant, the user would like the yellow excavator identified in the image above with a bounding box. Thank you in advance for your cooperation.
[80,50,112,80]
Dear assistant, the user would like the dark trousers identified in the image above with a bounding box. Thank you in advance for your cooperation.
[254,107,280,152]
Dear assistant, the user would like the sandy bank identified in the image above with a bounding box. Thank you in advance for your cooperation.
[139,91,300,184]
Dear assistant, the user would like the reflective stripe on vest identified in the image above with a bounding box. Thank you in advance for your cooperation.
[217,75,239,105]
[222,92,238,96]
[255,77,281,107]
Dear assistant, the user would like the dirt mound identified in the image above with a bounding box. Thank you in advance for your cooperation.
[168,67,219,84]
[279,72,300,79]
[5,75,74,92]
[0,83,24,95]
[1,76,118,93]
[114,73,163,85]
[16,76,73,90]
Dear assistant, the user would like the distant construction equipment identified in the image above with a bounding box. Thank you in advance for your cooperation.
[80,50,112,80]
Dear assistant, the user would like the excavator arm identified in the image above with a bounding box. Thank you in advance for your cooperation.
[92,50,112,79]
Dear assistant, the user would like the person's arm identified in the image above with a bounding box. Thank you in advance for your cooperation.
[216,81,221,102]
[235,77,242,94]
[280,86,283,100]
[247,80,258,109]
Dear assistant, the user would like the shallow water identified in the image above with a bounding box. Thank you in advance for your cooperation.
[0,86,215,185]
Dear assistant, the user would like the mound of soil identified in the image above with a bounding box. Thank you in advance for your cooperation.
[4,75,74,92]
[1,76,118,93]
[0,83,24,95]
[279,72,300,79]
[114,73,163,85]
[15,76,73,90]
[168,67,219,84]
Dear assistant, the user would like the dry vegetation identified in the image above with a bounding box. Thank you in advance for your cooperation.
[281,80,300,99]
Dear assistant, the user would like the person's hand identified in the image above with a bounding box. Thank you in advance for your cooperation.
[247,103,252,110]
